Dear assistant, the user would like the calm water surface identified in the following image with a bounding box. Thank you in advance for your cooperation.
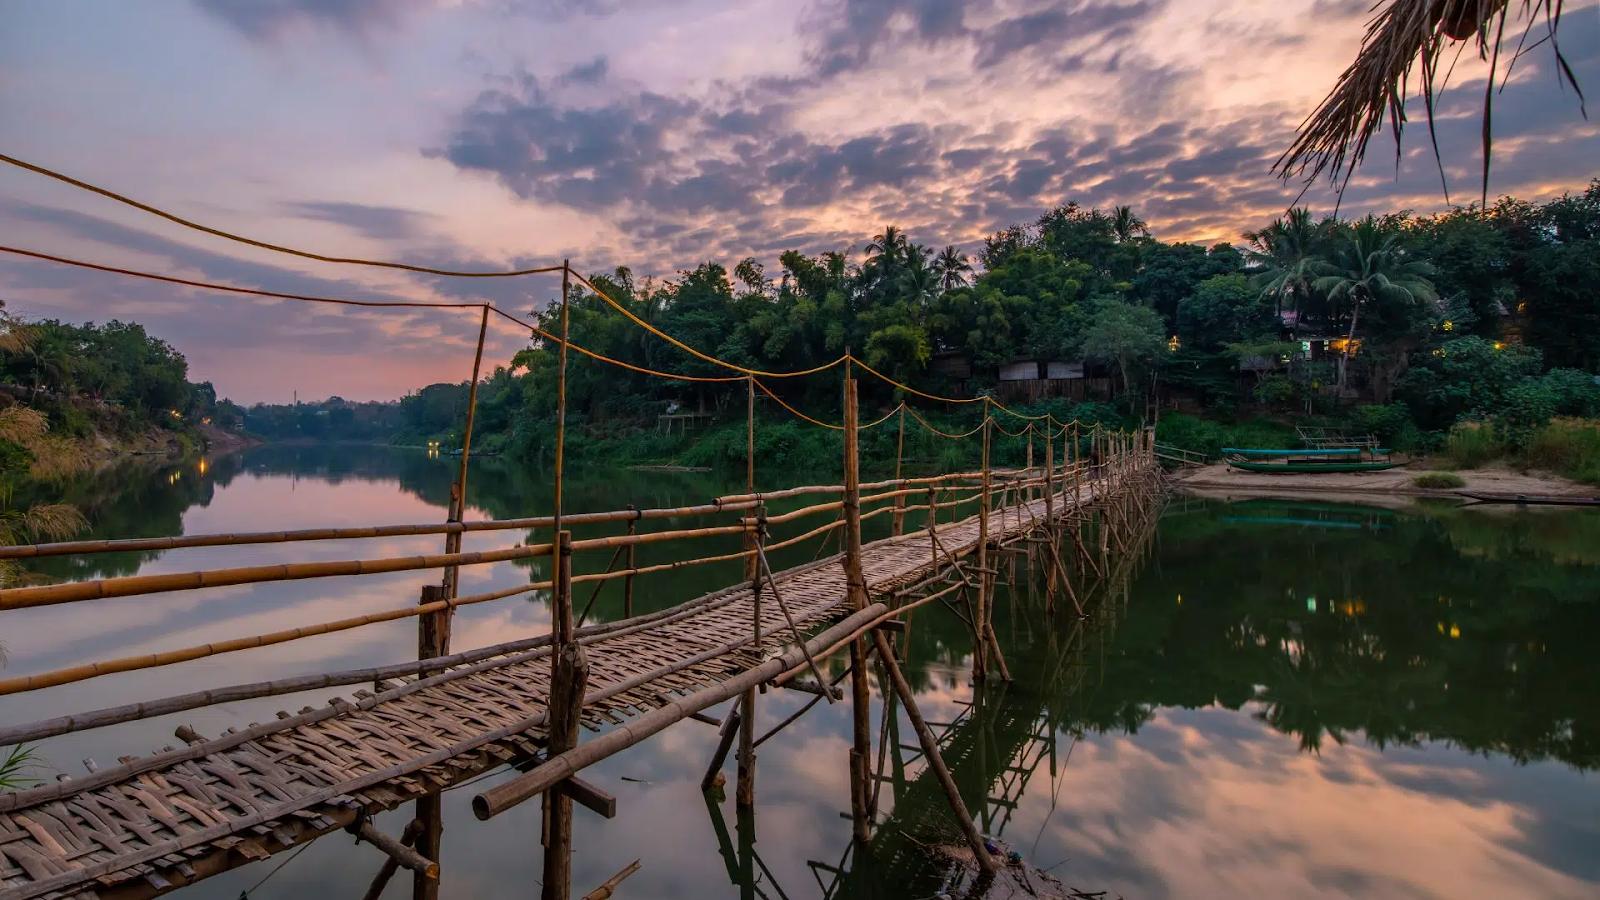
[5,446,1598,899]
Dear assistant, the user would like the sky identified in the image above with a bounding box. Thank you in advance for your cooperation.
[0,0,1595,404]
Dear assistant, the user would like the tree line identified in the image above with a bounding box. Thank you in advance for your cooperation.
[402,181,1597,461]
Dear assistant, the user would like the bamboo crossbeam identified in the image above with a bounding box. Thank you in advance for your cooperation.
[473,602,890,820]
[0,502,760,561]
[712,469,1032,506]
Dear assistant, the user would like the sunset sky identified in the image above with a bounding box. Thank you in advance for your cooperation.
[0,0,1594,403]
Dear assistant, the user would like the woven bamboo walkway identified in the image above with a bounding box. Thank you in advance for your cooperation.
[0,480,1113,900]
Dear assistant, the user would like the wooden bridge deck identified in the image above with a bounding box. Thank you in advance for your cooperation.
[0,480,1116,900]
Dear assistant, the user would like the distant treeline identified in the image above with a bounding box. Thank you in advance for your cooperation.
[243,398,404,441]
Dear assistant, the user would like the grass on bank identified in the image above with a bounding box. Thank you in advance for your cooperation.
[1442,418,1600,485]
[1413,472,1467,489]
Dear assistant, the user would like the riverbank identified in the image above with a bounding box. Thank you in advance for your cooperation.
[1174,459,1595,499]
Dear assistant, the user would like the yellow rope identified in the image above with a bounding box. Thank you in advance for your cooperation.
[0,244,492,310]
[489,308,743,383]
[570,270,845,379]
[753,379,843,430]
[904,406,986,440]
[0,153,568,279]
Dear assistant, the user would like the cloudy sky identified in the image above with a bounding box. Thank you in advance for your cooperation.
[0,0,1594,403]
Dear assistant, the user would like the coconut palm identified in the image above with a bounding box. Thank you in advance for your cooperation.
[1311,216,1439,396]
[934,245,972,291]
[1243,207,1330,319]
[865,225,908,268]
[901,245,939,319]
[1111,205,1148,243]
[1281,1,1581,203]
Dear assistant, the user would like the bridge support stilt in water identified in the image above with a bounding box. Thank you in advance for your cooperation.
[842,373,874,844]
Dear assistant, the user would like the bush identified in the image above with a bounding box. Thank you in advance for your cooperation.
[1492,382,1557,450]
[1445,421,1504,469]
[1541,369,1600,417]
[1524,418,1600,485]
[1413,472,1466,489]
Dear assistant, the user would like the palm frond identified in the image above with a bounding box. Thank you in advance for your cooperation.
[1280,1,1583,204]
[0,744,41,791]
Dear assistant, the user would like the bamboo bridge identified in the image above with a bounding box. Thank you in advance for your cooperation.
[0,424,1162,900]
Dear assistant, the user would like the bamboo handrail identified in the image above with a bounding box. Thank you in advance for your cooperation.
[0,550,854,745]
[0,501,761,561]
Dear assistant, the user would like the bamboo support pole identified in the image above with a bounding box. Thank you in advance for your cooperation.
[353,819,438,881]
[869,629,997,875]
[892,404,906,536]
[755,543,832,704]
[473,603,891,820]
[581,860,641,900]
[841,370,873,843]
[700,702,742,791]
[737,378,758,808]
[361,819,425,900]
[974,406,991,680]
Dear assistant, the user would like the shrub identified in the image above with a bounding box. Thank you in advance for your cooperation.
[1413,472,1466,489]
[1523,418,1600,485]
[1541,369,1600,417]
[1445,421,1503,469]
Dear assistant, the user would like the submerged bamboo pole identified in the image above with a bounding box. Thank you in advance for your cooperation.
[869,629,997,875]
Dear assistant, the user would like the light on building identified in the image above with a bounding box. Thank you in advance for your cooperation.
[1167,335,1181,351]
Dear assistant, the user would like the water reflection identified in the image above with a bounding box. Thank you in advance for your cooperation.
[5,451,1599,899]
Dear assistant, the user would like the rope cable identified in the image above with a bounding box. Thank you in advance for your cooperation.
[0,244,490,310]
[488,307,743,383]
[0,152,566,278]
[752,379,842,430]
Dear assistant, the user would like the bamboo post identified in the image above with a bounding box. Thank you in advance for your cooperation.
[581,860,641,900]
[841,368,873,843]
[414,583,448,900]
[869,629,997,874]
[1026,423,1034,505]
[440,304,491,607]
[737,377,759,808]
[892,404,906,536]
[974,401,991,681]
[544,535,588,900]
[542,261,584,900]
[623,510,636,618]
[700,703,742,792]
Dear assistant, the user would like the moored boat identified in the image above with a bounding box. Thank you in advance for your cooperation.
[1221,447,1403,474]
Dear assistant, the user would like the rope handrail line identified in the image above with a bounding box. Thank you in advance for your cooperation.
[903,406,986,440]
[0,244,491,310]
[752,378,842,430]
[488,306,745,383]
[569,270,846,379]
[0,501,760,561]
[0,153,568,279]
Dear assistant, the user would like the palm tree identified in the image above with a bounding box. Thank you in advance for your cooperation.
[865,225,908,268]
[1311,216,1438,396]
[934,245,973,291]
[1111,205,1148,243]
[1243,207,1329,320]
[1280,1,1580,204]
[901,245,939,320]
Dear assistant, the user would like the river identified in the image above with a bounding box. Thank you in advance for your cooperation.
[4,445,1598,899]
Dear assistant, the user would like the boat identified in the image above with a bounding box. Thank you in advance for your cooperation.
[1220,447,1404,474]
[1456,491,1600,507]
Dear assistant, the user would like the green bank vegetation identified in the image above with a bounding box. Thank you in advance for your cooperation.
[387,183,1598,475]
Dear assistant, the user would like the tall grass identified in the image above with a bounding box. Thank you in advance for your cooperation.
[1523,418,1600,485]
[1444,421,1503,469]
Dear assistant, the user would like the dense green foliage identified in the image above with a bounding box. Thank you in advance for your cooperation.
[388,183,1598,469]
[0,312,237,439]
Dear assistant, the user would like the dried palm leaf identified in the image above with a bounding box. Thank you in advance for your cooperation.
[1279,1,1585,204]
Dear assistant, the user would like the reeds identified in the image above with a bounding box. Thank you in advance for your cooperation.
[1524,418,1600,484]
[1445,420,1503,468]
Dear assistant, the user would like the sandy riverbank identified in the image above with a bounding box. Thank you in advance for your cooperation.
[1173,460,1595,501]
